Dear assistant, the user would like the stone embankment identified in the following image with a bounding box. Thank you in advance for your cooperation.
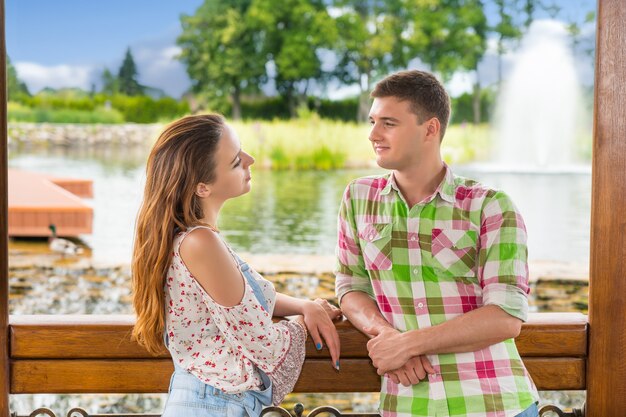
[8,123,161,147]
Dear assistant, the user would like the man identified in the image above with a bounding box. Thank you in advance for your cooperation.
[335,70,539,417]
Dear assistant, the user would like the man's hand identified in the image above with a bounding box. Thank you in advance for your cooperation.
[366,326,412,374]
[386,356,435,386]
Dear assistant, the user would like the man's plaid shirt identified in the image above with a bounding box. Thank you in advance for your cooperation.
[335,165,539,417]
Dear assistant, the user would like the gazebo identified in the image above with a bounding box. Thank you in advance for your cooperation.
[0,1,624,416]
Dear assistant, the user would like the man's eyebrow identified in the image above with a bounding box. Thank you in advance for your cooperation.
[230,149,241,164]
[370,116,400,122]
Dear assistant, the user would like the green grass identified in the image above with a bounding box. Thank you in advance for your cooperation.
[8,102,125,124]
[231,118,493,170]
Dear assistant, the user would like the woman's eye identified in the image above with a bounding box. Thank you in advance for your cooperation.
[234,158,242,168]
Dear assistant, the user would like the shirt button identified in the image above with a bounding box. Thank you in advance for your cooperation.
[411,236,416,241]
[413,268,418,274]
[417,302,424,308]
[369,234,374,241]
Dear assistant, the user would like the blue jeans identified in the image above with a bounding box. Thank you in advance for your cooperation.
[515,402,539,417]
[162,366,272,417]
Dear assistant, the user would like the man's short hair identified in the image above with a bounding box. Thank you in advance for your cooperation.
[371,70,451,140]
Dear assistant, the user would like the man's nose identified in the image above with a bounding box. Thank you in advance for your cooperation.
[369,124,380,142]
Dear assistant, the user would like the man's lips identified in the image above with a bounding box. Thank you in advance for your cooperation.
[374,145,390,154]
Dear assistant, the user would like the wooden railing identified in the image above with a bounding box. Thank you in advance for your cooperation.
[7,312,587,415]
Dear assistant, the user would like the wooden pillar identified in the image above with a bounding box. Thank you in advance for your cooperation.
[587,0,626,415]
[0,1,10,415]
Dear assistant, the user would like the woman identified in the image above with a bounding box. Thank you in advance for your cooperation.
[132,114,341,417]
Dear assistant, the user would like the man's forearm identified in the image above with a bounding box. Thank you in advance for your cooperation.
[405,305,522,356]
[340,291,391,338]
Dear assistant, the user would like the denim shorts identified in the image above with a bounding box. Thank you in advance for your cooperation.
[515,402,539,417]
[161,368,272,417]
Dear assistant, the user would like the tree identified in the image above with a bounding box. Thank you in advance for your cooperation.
[117,48,144,96]
[101,68,119,95]
[249,0,337,117]
[177,0,267,119]
[6,55,30,101]
[406,0,487,124]
[332,0,410,121]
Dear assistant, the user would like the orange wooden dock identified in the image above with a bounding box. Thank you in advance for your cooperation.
[8,169,93,237]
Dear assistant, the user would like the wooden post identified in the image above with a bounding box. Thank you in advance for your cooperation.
[0,1,10,416]
[587,0,626,415]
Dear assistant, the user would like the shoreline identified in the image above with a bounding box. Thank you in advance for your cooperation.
[9,251,589,283]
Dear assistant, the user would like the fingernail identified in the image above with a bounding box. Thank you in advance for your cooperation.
[335,361,340,370]
[316,343,322,350]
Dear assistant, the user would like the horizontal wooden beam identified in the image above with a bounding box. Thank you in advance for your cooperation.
[9,313,587,359]
[9,357,585,394]
[7,313,588,394]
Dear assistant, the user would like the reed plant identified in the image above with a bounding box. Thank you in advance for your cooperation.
[232,117,492,170]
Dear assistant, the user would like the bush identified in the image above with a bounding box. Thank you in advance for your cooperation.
[8,102,125,124]
[109,95,190,123]
[451,88,496,124]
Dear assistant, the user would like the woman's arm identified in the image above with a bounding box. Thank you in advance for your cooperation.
[275,293,342,370]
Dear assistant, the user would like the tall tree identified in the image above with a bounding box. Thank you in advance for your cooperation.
[6,55,30,100]
[249,0,337,117]
[177,0,267,119]
[332,0,410,121]
[407,0,487,124]
[117,48,144,96]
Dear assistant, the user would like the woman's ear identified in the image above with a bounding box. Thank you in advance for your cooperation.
[195,183,211,198]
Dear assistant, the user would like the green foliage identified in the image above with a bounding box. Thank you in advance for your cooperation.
[109,95,190,123]
[249,0,338,116]
[269,145,291,170]
[177,0,268,119]
[6,55,30,101]
[117,48,144,96]
[450,88,496,124]
[9,90,188,124]
[101,68,119,95]
[409,0,488,79]
[8,102,125,124]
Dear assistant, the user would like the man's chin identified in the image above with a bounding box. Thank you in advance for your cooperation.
[376,157,395,170]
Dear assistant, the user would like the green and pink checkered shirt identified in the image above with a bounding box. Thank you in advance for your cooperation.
[335,165,539,417]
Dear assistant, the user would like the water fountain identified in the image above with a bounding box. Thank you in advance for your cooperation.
[490,20,590,174]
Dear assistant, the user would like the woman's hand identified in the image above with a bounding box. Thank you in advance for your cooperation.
[302,299,341,370]
[314,298,342,321]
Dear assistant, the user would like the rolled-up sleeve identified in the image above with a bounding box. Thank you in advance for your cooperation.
[478,191,530,322]
[335,183,374,305]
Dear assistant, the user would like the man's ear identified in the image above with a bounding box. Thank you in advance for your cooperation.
[195,182,211,198]
[425,117,441,142]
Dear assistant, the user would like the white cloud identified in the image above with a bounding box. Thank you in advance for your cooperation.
[14,62,95,92]
[133,44,191,97]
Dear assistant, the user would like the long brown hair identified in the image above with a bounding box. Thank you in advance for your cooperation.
[132,113,225,355]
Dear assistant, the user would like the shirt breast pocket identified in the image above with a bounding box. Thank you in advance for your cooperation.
[358,223,392,271]
[430,228,477,278]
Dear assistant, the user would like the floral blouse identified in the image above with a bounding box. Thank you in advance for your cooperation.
[164,226,306,404]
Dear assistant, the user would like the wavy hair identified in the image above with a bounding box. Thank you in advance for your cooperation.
[132,113,225,355]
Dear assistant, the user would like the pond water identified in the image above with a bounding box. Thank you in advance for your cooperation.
[8,145,591,265]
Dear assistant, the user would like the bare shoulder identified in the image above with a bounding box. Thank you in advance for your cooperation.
[179,228,245,307]
[179,227,222,259]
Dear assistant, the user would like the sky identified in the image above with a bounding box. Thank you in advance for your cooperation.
[6,0,596,99]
